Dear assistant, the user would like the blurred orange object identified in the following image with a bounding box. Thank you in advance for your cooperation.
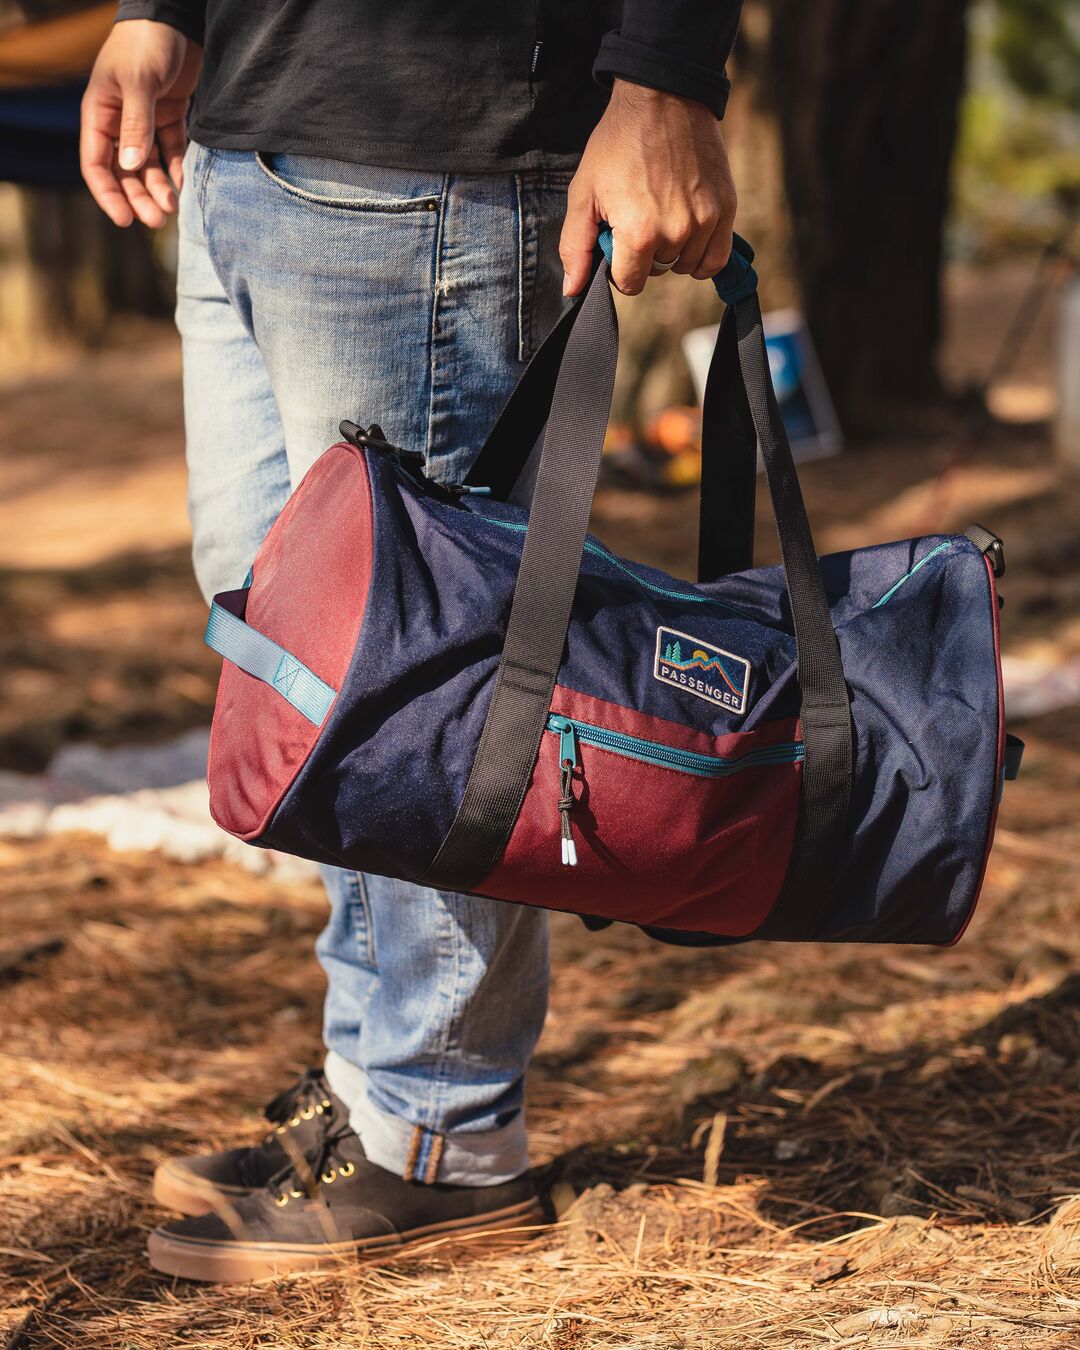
[660,448,702,488]
[645,405,702,457]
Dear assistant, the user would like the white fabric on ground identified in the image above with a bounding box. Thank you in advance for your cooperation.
[0,728,316,877]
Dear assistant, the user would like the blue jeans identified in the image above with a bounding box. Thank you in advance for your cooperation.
[177,144,570,1184]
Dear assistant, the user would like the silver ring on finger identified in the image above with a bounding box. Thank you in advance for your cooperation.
[649,254,680,276]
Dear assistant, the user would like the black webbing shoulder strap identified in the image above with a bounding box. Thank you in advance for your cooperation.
[420,237,853,939]
[698,305,757,580]
[417,267,620,889]
[730,293,852,938]
[465,294,585,504]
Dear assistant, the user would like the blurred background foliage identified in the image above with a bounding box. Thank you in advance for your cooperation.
[995,0,1080,111]
[956,0,1080,257]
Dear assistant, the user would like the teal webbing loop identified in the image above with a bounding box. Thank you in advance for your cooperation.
[595,223,757,304]
[205,598,337,726]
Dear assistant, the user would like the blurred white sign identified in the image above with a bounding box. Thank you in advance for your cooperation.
[683,307,843,465]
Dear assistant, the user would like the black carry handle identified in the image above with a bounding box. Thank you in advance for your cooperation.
[466,241,758,576]
[422,234,853,938]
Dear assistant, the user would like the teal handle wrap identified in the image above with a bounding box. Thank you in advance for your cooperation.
[596,223,757,305]
[205,598,337,726]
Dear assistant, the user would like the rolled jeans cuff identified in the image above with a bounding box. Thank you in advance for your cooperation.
[324,1050,530,1187]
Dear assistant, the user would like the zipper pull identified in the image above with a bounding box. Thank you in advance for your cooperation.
[559,764,577,867]
[550,717,578,867]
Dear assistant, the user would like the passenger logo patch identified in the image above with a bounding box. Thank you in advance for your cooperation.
[653,626,750,713]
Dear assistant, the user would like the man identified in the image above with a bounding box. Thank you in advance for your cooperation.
[81,0,742,1282]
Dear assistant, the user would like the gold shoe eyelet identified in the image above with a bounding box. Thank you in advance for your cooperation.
[321,1169,336,1184]
[300,1106,315,1120]
[274,1193,288,1207]
[288,1116,302,1128]
[338,1162,355,1178]
[275,1124,287,1135]
[314,1103,324,1114]
[321,1099,331,1109]
[290,1188,304,1199]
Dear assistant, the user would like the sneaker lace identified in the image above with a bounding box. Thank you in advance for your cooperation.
[267,1125,357,1206]
[263,1067,329,1126]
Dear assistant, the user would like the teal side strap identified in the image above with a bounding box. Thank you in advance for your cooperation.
[595,223,758,305]
[205,600,337,726]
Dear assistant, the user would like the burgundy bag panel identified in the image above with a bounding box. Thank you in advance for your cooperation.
[479,685,801,935]
[208,444,374,840]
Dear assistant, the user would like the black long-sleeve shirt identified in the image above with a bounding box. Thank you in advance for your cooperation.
[115,1,743,171]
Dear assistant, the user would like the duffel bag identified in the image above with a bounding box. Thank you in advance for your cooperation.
[203,232,1022,944]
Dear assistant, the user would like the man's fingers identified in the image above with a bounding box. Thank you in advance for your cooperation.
[558,188,599,298]
[80,81,133,226]
[610,223,667,296]
[80,118,134,226]
[116,76,157,171]
[671,218,717,278]
[119,169,166,228]
[157,119,187,191]
[142,150,178,214]
[83,163,135,227]
[692,223,734,282]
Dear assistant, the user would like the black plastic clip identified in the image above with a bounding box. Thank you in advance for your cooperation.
[339,420,428,475]
[339,420,483,507]
[965,524,1006,578]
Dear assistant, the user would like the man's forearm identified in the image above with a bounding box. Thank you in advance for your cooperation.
[593,0,744,118]
[114,0,205,47]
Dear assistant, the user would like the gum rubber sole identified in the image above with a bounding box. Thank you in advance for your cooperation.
[152,1159,253,1218]
[147,1197,547,1282]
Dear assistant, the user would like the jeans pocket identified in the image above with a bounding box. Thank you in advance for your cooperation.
[517,169,574,362]
[256,152,443,213]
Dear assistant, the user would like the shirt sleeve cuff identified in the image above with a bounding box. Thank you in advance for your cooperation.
[592,32,731,118]
[114,1,205,47]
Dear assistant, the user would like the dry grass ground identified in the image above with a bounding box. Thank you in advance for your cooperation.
[1,798,1079,1347]
[1,264,1079,1346]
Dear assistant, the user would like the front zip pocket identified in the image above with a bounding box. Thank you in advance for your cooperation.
[545,713,805,866]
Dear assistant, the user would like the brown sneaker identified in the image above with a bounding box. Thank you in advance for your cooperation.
[152,1068,349,1217]
[147,1128,545,1282]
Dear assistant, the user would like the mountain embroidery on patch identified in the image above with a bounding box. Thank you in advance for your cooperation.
[653,626,750,713]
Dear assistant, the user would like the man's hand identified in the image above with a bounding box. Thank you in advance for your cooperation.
[561,79,737,297]
[81,20,201,228]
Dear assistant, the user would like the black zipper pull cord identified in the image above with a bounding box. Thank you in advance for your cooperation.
[558,761,577,867]
[550,717,579,867]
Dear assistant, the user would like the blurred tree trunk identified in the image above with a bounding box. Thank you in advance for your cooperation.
[12,187,170,345]
[766,0,971,437]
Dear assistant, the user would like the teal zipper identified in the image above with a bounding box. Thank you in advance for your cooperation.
[470,510,756,621]
[546,714,804,779]
[471,509,957,629]
[546,713,803,868]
